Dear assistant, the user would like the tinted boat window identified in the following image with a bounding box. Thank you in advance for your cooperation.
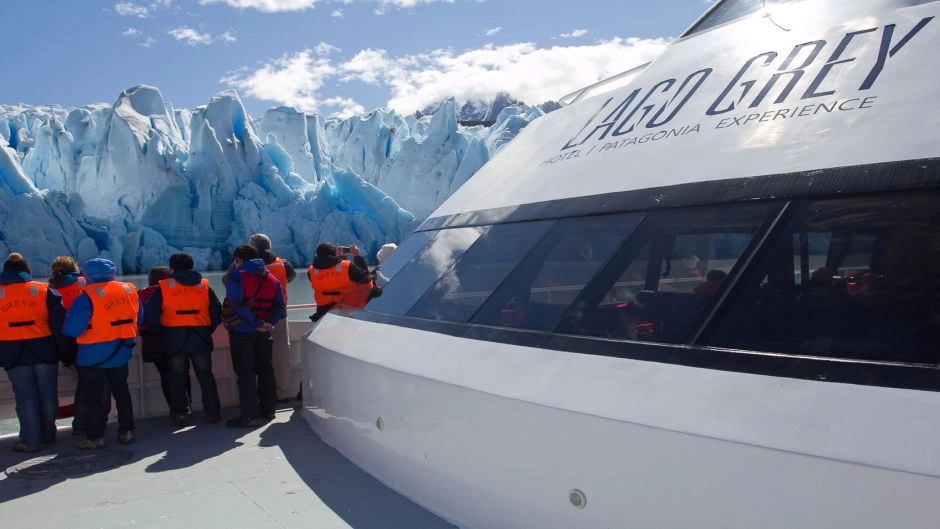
[408,221,555,322]
[703,192,940,364]
[472,213,642,331]
[375,231,435,285]
[556,204,775,343]
[366,227,485,315]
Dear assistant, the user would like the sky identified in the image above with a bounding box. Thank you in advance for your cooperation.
[0,0,714,118]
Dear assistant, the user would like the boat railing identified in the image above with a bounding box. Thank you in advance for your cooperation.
[557,62,651,106]
[0,303,316,436]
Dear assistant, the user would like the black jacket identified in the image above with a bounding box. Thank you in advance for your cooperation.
[143,269,222,357]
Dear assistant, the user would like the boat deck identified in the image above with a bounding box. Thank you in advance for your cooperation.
[0,404,452,529]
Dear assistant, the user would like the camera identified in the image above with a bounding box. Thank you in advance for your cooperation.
[337,245,352,255]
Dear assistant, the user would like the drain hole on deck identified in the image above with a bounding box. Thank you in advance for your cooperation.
[5,450,133,479]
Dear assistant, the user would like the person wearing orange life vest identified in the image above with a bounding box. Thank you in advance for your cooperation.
[63,258,142,449]
[144,253,223,427]
[248,233,298,403]
[222,244,286,428]
[0,253,68,454]
[307,242,376,322]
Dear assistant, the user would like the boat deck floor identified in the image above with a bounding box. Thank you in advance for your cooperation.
[0,405,452,529]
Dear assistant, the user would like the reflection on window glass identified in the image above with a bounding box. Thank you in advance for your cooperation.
[375,231,435,287]
[705,192,940,364]
[366,227,485,315]
[408,221,555,322]
[472,213,642,331]
[557,204,774,343]
[685,0,798,36]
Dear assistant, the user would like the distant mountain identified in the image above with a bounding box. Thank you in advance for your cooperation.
[417,92,560,124]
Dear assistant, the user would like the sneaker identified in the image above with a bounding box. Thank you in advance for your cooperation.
[12,442,40,453]
[77,438,105,450]
[173,414,191,428]
[225,417,264,428]
[205,412,221,424]
[263,412,276,421]
[118,431,136,445]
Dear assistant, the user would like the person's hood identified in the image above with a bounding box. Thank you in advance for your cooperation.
[238,258,269,275]
[313,255,343,270]
[260,249,277,265]
[83,258,116,284]
[49,271,82,288]
[171,269,204,286]
[0,270,32,285]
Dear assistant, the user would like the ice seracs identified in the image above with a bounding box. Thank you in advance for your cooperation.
[0,85,546,272]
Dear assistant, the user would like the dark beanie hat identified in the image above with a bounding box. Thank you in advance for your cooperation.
[316,242,337,257]
[3,252,31,274]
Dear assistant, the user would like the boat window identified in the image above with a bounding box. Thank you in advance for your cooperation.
[366,227,486,316]
[407,220,555,322]
[375,231,435,285]
[702,191,940,364]
[684,0,798,36]
[471,213,643,331]
[556,204,775,343]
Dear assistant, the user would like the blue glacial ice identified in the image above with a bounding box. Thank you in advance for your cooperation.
[0,85,546,274]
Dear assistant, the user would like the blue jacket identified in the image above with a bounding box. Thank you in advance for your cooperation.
[223,259,286,334]
[63,278,144,368]
[0,270,67,370]
[144,269,222,356]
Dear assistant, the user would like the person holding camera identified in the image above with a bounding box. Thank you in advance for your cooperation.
[307,242,376,322]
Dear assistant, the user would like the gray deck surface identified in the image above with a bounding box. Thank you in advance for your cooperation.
[0,405,453,529]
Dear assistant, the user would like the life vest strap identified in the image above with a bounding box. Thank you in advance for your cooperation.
[110,318,134,327]
[8,320,35,328]
[175,310,200,315]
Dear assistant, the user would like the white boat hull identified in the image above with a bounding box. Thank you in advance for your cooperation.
[302,316,940,529]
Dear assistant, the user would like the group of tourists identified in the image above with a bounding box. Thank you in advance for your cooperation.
[1,233,388,454]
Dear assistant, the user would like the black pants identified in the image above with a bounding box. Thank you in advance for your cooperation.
[228,331,276,420]
[154,360,190,413]
[77,365,134,440]
[168,352,220,416]
[73,373,111,431]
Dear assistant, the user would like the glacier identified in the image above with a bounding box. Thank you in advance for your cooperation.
[0,85,546,274]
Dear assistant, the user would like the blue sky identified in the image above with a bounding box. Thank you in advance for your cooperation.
[0,0,713,117]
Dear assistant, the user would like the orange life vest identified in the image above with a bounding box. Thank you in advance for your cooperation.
[158,278,211,327]
[339,280,375,309]
[54,277,87,311]
[76,282,139,344]
[267,258,289,303]
[308,262,355,307]
[0,281,53,341]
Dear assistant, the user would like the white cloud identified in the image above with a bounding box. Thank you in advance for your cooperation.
[559,29,588,39]
[140,37,157,48]
[115,2,152,17]
[198,0,318,12]
[169,26,214,45]
[373,0,457,15]
[123,27,143,37]
[221,45,338,112]
[323,96,365,117]
[226,37,669,115]
[485,26,502,37]
[331,9,344,17]
[219,30,238,43]
[367,38,670,113]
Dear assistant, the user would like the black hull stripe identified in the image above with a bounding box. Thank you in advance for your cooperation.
[346,311,940,393]
[418,158,940,231]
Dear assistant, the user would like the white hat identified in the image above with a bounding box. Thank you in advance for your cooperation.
[376,243,397,264]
